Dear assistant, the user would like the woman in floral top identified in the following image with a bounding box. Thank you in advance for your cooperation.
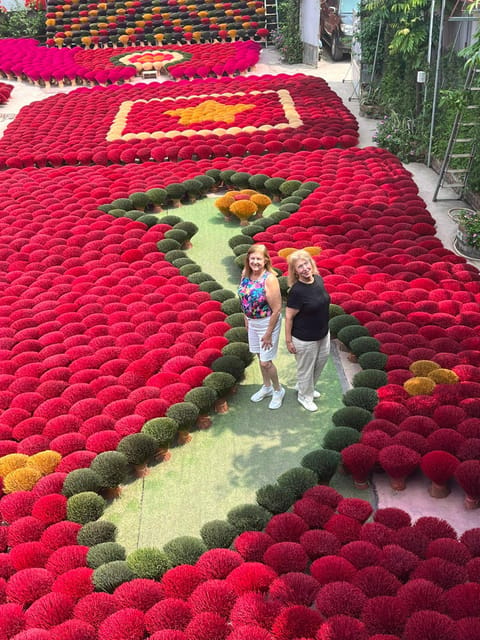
[238,244,285,410]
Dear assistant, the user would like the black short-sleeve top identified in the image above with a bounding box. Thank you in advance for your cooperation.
[286,274,330,341]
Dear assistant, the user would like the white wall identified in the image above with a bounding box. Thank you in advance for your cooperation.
[300,0,321,46]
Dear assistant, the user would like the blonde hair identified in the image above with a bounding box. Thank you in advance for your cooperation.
[287,250,319,286]
[243,244,276,279]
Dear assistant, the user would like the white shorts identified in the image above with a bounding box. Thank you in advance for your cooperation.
[247,315,282,362]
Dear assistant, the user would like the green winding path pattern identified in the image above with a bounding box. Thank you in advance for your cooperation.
[102,197,371,553]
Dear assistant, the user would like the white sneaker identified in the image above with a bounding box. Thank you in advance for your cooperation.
[294,384,320,398]
[298,395,318,412]
[251,385,273,402]
[269,387,285,409]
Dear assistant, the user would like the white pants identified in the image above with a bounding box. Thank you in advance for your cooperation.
[247,316,282,362]
[293,333,330,402]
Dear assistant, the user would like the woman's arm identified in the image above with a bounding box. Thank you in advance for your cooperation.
[285,306,299,354]
[261,274,282,349]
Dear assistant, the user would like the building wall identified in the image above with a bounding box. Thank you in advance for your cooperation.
[300,0,321,66]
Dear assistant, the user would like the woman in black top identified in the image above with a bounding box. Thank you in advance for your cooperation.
[285,250,331,412]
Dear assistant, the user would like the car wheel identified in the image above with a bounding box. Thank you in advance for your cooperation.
[331,33,343,61]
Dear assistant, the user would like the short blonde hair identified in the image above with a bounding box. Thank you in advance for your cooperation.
[287,250,319,286]
[243,244,276,279]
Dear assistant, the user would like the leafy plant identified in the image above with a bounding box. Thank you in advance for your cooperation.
[127,547,171,579]
[373,111,427,162]
[455,208,480,249]
[272,0,303,65]
[0,0,45,38]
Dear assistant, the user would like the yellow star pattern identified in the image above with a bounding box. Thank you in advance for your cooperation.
[164,99,255,125]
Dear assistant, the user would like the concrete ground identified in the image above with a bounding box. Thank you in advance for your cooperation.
[0,45,479,534]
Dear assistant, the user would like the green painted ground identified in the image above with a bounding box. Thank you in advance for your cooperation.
[101,198,374,553]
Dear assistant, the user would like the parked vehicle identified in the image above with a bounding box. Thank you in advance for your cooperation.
[320,0,356,61]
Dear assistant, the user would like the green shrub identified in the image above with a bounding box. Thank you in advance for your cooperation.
[117,433,157,466]
[67,492,106,525]
[205,169,222,184]
[210,289,236,303]
[329,314,360,338]
[248,174,270,191]
[166,402,199,430]
[164,249,187,263]
[202,372,236,397]
[256,484,296,514]
[156,238,181,253]
[124,210,144,220]
[145,188,167,205]
[241,224,263,238]
[97,204,114,213]
[182,179,203,198]
[227,504,271,533]
[278,203,299,214]
[173,258,195,269]
[350,336,381,357]
[89,451,129,489]
[193,175,215,193]
[342,387,379,412]
[229,234,253,249]
[279,180,302,196]
[278,276,289,298]
[159,214,183,226]
[174,220,199,239]
[165,228,188,245]
[219,169,236,187]
[276,467,317,499]
[142,417,178,446]
[188,272,215,285]
[233,243,254,257]
[301,449,341,482]
[222,298,242,315]
[221,342,254,366]
[108,208,127,218]
[93,561,136,593]
[163,536,207,566]
[225,313,245,328]
[264,177,285,196]
[200,520,238,549]
[224,327,248,343]
[302,181,320,192]
[329,304,345,319]
[230,172,253,189]
[62,468,102,498]
[358,351,388,370]
[184,387,217,415]
[234,254,247,269]
[269,211,289,223]
[211,355,245,381]
[137,214,161,228]
[111,197,133,210]
[291,188,311,199]
[199,281,223,293]
[179,263,201,276]
[129,192,150,210]
[323,427,360,451]
[166,183,186,201]
[77,521,117,547]
[255,217,276,229]
[337,325,371,347]
[87,542,126,569]
[127,547,171,579]
[280,196,303,205]
[331,407,373,431]
[353,369,388,390]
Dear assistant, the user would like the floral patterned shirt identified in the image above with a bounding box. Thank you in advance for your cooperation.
[238,272,272,319]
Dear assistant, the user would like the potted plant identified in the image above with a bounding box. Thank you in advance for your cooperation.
[449,208,480,259]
